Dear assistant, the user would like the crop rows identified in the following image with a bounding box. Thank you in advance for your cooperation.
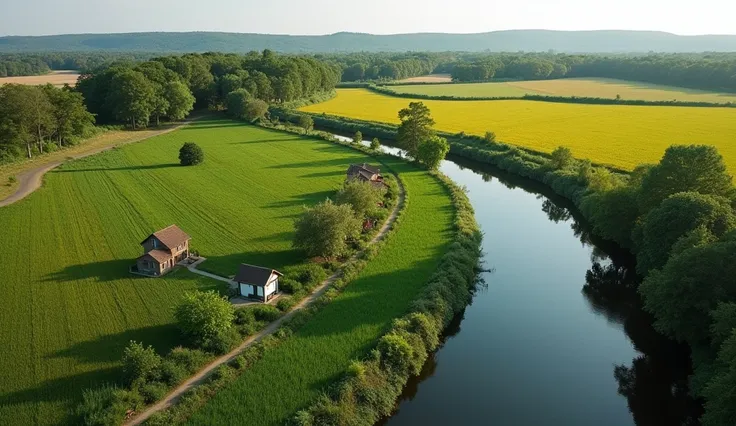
[0,118,376,425]
[301,88,736,172]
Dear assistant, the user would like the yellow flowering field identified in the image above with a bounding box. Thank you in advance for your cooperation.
[301,89,736,171]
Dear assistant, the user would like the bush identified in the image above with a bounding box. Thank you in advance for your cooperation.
[174,291,235,350]
[285,263,329,288]
[249,304,282,323]
[231,355,248,370]
[370,138,381,151]
[279,277,302,294]
[8,175,17,185]
[166,347,210,374]
[298,115,314,132]
[550,146,574,169]
[277,296,297,312]
[159,360,188,387]
[179,142,204,166]
[335,179,384,219]
[293,199,361,259]
[77,385,143,426]
[122,341,162,386]
[353,131,362,144]
[212,364,236,382]
[140,381,169,404]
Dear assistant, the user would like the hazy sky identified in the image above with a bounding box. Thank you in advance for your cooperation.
[2,0,734,36]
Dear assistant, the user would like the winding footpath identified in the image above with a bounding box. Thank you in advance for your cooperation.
[0,119,196,208]
[125,175,406,426]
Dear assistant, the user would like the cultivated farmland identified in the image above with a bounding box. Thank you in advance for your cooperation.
[390,77,736,103]
[300,89,736,171]
[185,158,454,425]
[0,118,379,426]
[0,70,80,87]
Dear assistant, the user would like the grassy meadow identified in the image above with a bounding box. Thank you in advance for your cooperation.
[0,118,379,425]
[390,77,736,103]
[185,158,454,426]
[301,88,736,171]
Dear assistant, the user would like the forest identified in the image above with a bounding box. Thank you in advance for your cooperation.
[448,53,736,93]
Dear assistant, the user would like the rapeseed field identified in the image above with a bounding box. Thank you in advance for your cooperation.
[301,89,736,171]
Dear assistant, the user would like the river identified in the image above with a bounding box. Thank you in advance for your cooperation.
[331,133,700,426]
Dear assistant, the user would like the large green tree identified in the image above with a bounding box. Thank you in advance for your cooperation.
[293,199,361,258]
[639,145,734,212]
[174,291,235,350]
[634,192,736,274]
[163,81,195,121]
[106,69,156,128]
[639,238,736,345]
[397,102,435,159]
[43,85,95,148]
[417,135,450,170]
[335,180,384,219]
[701,331,736,426]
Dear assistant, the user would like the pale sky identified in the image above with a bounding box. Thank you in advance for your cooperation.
[1,0,734,36]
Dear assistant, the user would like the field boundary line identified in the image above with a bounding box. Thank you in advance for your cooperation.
[0,117,201,208]
[124,172,406,426]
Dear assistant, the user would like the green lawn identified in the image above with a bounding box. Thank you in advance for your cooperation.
[186,158,455,425]
[0,118,377,425]
[390,77,736,103]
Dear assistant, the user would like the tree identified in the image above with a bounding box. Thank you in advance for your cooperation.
[163,81,195,121]
[122,341,161,386]
[370,138,381,151]
[639,239,736,345]
[293,199,361,258]
[106,69,156,129]
[298,115,314,133]
[243,99,269,122]
[416,135,449,170]
[635,192,736,274]
[174,291,235,349]
[26,85,54,154]
[43,85,95,148]
[701,331,736,426]
[335,180,383,219]
[484,131,497,144]
[353,131,362,144]
[639,145,733,212]
[710,303,736,348]
[225,89,251,119]
[397,102,434,159]
[550,146,574,169]
[179,142,204,166]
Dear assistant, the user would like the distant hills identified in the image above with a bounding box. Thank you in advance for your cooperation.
[1,30,736,53]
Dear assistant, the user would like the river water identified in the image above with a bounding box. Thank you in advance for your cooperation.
[332,134,699,426]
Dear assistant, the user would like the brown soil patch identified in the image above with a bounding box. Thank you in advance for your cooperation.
[397,74,453,83]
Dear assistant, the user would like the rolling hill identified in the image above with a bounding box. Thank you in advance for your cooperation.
[1,30,736,53]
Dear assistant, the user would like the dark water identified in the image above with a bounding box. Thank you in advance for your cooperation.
[331,133,699,426]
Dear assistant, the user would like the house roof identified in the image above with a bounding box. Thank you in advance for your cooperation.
[234,263,283,286]
[141,225,191,249]
[138,249,171,264]
[347,163,380,178]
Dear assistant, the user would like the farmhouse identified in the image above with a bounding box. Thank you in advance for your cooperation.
[134,225,191,277]
[235,264,282,302]
[346,163,386,189]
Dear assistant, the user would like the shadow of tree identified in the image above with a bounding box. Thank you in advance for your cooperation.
[54,163,180,173]
[43,258,135,283]
[200,248,303,277]
[266,190,336,209]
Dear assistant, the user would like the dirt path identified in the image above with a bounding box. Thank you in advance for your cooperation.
[125,175,406,426]
[0,120,195,208]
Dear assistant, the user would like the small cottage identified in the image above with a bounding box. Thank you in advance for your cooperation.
[134,225,191,277]
[346,163,386,189]
[234,264,282,302]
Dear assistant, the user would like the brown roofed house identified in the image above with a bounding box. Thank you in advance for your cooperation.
[234,264,283,302]
[346,163,387,189]
[134,225,191,277]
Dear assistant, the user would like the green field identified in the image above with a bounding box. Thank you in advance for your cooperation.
[0,118,379,425]
[185,159,454,425]
[390,77,736,103]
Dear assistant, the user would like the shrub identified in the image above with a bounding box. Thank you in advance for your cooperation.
[377,333,414,375]
[353,131,362,144]
[140,381,169,404]
[277,296,297,312]
[279,277,302,294]
[77,385,143,426]
[178,142,204,166]
[370,138,381,151]
[174,291,235,350]
[231,355,248,370]
[212,364,236,382]
[233,308,256,326]
[298,115,314,133]
[285,263,329,288]
[159,360,188,387]
[166,347,210,374]
[244,99,269,122]
[484,131,497,144]
[249,304,282,323]
[335,179,384,219]
[8,175,17,185]
[550,146,574,169]
[122,341,162,386]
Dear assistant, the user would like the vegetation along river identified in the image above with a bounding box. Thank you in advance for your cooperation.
[333,134,701,425]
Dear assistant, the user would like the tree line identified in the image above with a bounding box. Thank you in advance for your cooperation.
[0,52,157,76]
[0,84,95,161]
[448,53,736,93]
[78,50,340,127]
[323,52,455,82]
